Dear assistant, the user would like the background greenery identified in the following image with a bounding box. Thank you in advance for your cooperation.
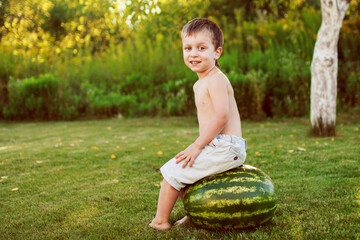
[0,0,359,120]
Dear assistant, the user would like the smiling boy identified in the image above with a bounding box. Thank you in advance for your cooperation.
[149,18,247,231]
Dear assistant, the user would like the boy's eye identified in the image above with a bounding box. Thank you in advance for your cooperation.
[184,47,191,51]
[199,46,206,50]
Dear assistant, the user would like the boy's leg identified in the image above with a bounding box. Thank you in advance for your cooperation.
[149,179,179,230]
[174,188,190,227]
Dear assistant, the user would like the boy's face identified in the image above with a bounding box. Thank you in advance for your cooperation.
[182,30,222,77]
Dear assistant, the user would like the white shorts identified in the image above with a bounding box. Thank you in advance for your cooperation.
[160,134,247,191]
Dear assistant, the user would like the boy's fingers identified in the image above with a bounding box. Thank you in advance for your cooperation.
[175,151,183,159]
[189,159,194,167]
[176,154,186,163]
[182,156,191,168]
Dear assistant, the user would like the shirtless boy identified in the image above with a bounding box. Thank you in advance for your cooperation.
[149,18,247,231]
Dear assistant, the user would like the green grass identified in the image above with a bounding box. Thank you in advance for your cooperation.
[0,117,359,239]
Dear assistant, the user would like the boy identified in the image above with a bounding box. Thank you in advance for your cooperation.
[149,18,247,231]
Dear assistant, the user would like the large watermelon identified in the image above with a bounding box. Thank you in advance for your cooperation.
[183,165,276,230]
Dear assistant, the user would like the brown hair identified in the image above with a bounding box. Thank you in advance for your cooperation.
[181,18,224,68]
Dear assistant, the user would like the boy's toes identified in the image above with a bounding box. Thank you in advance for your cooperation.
[174,216,190,227]
[149,219,171,231]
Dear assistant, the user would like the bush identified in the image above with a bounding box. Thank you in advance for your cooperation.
[4,74,61,120]
[262,50,311,117]
[229,70,267,121]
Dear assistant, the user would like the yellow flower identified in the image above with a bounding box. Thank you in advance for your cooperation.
[157,151,163,156]
[91,146,99,150]
[111,154,116,159]
[255,152,261,156]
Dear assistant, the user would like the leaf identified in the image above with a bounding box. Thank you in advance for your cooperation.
[157,151,163,156]
[116,146,121,149]
[111,154,116,159]
[287,150,294,153]
[354,127,359,132]
[255,152,261,156]
[1,176,8,179]
[91,146,99,150]
[277,145,283,149]
[0,146,15,151]
[107,127,112,130]
[297,147,306,151]
[113,179,119,183]
[11,188,19,191]
[36,161,43,164]
[57,169,61,173]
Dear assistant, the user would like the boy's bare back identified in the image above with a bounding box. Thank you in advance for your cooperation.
[194,68,242,138]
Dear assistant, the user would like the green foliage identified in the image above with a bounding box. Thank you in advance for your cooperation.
[4,74,61,120]
[229,70,266,120]
[0,1,359,120]
[4,73,86,120]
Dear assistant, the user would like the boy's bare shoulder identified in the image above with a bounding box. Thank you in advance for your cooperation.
[207,71,231,88]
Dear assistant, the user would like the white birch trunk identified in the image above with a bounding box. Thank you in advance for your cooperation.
[310,0,350,136]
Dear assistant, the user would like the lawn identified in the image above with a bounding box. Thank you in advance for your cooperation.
[0,117,359,239]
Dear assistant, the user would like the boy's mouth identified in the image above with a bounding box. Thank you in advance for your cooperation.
[190,61,201,64]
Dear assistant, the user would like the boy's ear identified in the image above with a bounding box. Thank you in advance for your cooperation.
[215,47,223,60]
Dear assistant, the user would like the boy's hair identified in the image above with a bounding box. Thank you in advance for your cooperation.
[181,18,224,69]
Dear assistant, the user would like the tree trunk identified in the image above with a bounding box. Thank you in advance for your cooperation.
[310,0,350,136]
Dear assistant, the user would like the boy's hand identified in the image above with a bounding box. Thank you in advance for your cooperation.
[175,143,202,168]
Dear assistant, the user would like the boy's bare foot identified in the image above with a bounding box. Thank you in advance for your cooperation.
[174,216,190,227]
[149,219,171,231]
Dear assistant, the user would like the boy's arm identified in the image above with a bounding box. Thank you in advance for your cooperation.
[175,75,229,168]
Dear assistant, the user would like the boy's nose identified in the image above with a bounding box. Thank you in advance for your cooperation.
[190,49,199,57]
